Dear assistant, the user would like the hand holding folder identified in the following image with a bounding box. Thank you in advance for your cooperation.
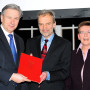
[18,53,43,83]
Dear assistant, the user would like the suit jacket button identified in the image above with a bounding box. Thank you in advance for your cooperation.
[12,84,15,86]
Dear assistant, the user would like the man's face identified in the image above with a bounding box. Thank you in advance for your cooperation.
[1,9,20,33]
[38,14,56,39]
[78,26,90,47]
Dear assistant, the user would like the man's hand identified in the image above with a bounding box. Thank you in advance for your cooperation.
[40,71,48,83]
[10,73,31,83]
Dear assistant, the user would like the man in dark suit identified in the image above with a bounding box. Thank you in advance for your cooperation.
[26,10,71,90]
[0,4,30,90]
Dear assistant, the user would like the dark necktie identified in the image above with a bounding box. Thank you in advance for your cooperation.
[41,40,48,59]
[8,34,17,64]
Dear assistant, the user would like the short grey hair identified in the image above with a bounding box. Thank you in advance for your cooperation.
[37,9,56,23]
[1,4,23,18]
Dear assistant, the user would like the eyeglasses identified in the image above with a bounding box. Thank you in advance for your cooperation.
[79,31,90,34]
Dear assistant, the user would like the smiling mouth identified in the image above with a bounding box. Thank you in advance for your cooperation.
[42,30,48,32]
[83,39,89,40]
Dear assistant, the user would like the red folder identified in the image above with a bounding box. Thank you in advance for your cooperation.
[18,53,43,83]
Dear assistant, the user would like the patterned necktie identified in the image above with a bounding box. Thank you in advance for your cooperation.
[8,34,17,64]
[41,39,48,59]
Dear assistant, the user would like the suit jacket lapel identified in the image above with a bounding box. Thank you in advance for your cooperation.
[42,34,58,71]
[44,34,57,60]
[36,36,41,58]
[0,27,16,66]
[14,33,21,67]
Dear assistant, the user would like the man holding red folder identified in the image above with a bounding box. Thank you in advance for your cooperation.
[0,4,30,90]
[26,10,71,90]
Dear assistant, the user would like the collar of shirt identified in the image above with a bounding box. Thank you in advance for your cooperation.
[41,33,54,51]
[76,43,90,61]
[76,43,82,53]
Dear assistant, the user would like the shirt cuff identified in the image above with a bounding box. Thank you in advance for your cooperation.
[46,71,50,80]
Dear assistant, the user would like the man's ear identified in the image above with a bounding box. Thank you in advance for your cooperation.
[53,21,56,28]
[78,34,80,40]
[1,15,3,23]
